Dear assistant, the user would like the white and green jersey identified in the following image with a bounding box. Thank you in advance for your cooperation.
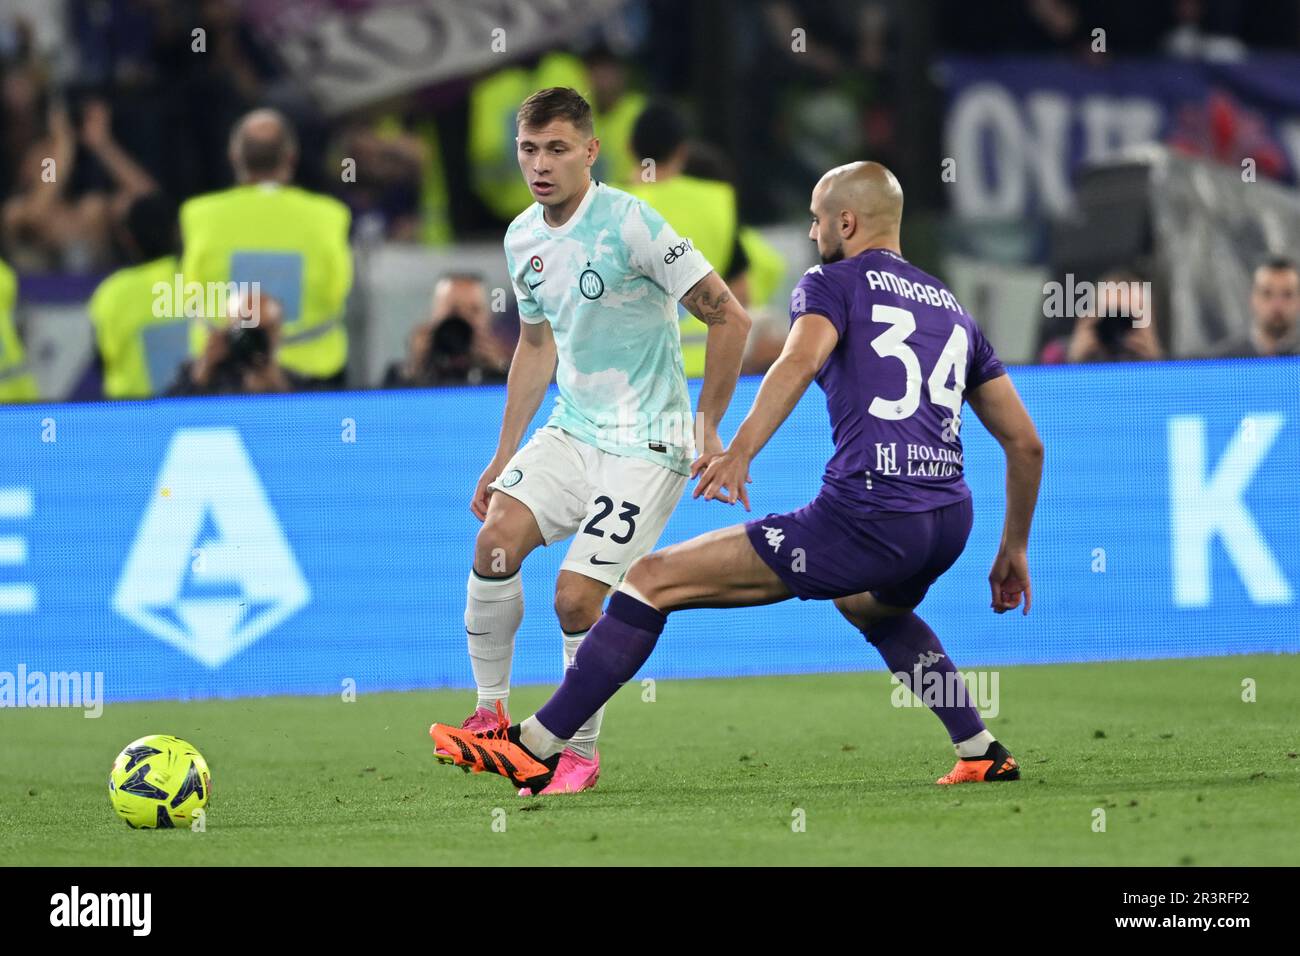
[504,180,713,476]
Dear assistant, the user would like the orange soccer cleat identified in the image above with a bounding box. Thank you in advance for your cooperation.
[433,705,509,760]
[936,740,1021,785]
[430,702,559,792]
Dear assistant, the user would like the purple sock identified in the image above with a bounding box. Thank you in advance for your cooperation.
[534,591,666,740]
[866,612,986,744]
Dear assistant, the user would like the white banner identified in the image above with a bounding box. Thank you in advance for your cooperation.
[249,0,626,116]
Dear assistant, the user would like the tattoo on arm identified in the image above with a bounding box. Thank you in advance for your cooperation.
[681,274,732,326]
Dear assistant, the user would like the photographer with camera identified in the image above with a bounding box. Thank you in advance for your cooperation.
[1056,269,1163,364]
[384,274,508,388]
[166,290,290,397]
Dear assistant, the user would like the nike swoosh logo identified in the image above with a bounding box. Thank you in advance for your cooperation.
[588,556,618,566]
[527,279,545,290]
[466,630,491,635]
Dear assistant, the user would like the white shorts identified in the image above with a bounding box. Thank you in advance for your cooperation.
[488,426,688,586]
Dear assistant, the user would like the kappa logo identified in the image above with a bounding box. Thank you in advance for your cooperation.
[112,428,311,669]
[915,650,946,667]
[761,525,785,553]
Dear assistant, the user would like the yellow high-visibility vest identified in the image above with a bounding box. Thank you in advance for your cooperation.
[0,259,39,403]
[180,183,352,380]
[626,175,738,378]
[738,225,787,309]
[415,117,453,247]
[593,91,646,188]
[88,254,187,398]
[373,114,452,247]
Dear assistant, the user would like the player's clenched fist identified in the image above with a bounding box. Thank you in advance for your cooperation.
[470,458,506,521]
[988,545,1032,615]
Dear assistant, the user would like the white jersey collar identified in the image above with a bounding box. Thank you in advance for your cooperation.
[539,179,598,237]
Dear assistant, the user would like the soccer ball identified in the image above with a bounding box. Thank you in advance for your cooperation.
[107,735,211,829]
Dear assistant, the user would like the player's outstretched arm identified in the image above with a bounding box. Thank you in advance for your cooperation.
[470,320,556,520]
[695,312,838,509]
[964,373,1044,614]
[680,271,752,471]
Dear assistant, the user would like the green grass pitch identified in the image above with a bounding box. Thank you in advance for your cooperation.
[2,654,1297,866]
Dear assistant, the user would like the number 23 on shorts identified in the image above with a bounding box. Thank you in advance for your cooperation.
[582,495,640,545]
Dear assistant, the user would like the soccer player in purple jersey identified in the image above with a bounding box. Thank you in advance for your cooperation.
[431,161,1044,792]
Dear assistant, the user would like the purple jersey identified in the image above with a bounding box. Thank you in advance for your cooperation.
[791,248,1005,513]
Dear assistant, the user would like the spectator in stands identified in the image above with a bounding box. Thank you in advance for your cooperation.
[1202,256,1300,358]
[2,96,157,272]
[1040,269,1163,363]
[684,140,791,375]
[584,45,646,189]
[741,1,889,221]
[181,108,352,389]
[167,289,291,397]
[334,117,424,242]
[625,101,752,378]
[384,273,508,387]
[88,192,186,399]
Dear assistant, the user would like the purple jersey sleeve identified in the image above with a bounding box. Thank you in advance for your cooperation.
[967,320,1006,389]
[790,266,851,336]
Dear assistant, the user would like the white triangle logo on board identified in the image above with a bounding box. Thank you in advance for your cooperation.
[113,427,311,668]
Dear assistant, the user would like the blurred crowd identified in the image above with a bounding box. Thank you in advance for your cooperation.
[0,0,1297,404]
[1036,259,1299,364]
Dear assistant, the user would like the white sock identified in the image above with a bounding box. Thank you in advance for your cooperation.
[955,729,996,758]
[562,629,603,760]
[465,569,523,712]
[618,580,656,609]
[520,715,567,760]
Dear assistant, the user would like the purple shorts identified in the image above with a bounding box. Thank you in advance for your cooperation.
[744,493,974,606]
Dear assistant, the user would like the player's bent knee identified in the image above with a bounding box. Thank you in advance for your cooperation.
[838,594,911,639]
[833,596,870,633]
[622,552,666,600]
[860,609,914,645]
[553,583,601,633]
[473,520,523,576]
[554,601,599,635]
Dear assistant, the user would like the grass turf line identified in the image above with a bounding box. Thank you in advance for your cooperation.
[1,654,1296,866]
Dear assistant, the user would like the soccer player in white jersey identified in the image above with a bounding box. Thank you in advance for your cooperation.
[432,87,752,794]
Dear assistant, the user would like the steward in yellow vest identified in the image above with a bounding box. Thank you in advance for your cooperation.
[583,46,646,190]
[624,103,750,378]
[182,109,352,386]
[0,258,38,402]
[89,193,186,399]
